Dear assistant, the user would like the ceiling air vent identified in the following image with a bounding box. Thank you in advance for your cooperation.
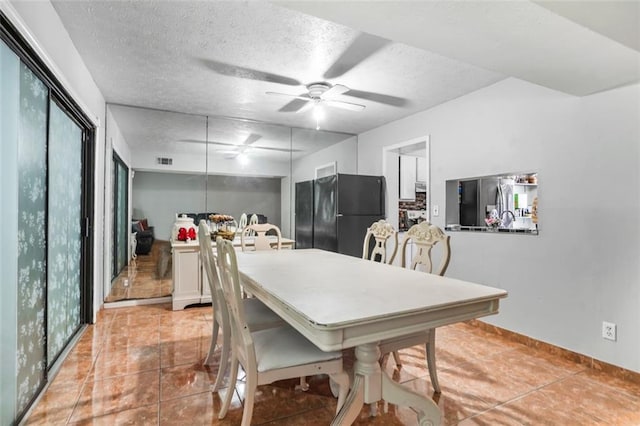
[157,157,173,165]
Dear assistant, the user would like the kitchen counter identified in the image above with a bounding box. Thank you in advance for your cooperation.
[445,225,538,235]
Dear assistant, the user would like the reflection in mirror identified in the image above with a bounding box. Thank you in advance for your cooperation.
[445,173,538,235]
[106,105,208,303]
[205,117,292,236]
[105,103,357,304]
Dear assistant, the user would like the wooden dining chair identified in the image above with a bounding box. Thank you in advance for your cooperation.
[400,221,451,275]
[362,219,399,265]
[215,237,350,426]
[197,221,284,391]
[362,219,402,368]
[240,223,282,251]
[238,213,248,231]
[380,221,451,393]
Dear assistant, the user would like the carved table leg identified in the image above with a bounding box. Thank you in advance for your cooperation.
[381,372,441,426]
[331,343,381,425]
[332,342,441,425]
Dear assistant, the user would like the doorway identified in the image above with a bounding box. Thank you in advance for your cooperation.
[382,136,430,232]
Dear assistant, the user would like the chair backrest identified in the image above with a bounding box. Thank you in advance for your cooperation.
[241,223,282,251]
[362,219,398,265]
[216,237,255,367]
[249,214,259,226]
[400,221,451,276]
[198,220,230,324]
[238,213,248,230]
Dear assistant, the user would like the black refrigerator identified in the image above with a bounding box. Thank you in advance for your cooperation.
[459,179,479,226]
[294,180,314,249]
[295,174,386,258]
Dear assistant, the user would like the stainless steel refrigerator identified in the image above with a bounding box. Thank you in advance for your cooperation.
[295,174,386,257]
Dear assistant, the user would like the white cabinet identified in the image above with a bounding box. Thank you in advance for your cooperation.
[399,155,417,200]
[172,242,210,310]
[416,156,427,182]
[171,237,294,310]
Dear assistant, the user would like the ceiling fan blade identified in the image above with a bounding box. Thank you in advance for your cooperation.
[323,33,390,79]
[182,139,242,148]
[250,145,304,153]
[323,99,365,111]
[321,84,349,99]
[278,98,310,112]
[343,89,408,107]
[266,91,312,102]
[295,100,316,114]
[243,133,262,146]
[200,58,301,86]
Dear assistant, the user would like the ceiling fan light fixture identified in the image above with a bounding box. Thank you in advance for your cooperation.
[237,152,249,165]
[312,102,325,120]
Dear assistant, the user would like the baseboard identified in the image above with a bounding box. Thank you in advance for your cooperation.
[467,319,640,386]
[103,296,172,309]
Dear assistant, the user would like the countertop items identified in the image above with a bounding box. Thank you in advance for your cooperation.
[445,225,538,235]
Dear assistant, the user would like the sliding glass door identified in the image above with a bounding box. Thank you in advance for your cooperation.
[112,153,129,279]
[1,15,94,424]
[15,51,48,420]
[47,100,83,365]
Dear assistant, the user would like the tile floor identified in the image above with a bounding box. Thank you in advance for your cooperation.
[106,241,172,302]
[25,302,640,425]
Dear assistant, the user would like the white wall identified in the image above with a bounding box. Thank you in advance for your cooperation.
[292,135,358,182]
[358,78,640,373]
[4,0,108,320]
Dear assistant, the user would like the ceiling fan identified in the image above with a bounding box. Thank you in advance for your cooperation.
[194,133,301,160]
[200,33,409,116]
[266,82,365,113]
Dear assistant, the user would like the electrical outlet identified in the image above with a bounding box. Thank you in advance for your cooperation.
[123,279,129,287]
[432,205,439,217]
[602,321,616,341]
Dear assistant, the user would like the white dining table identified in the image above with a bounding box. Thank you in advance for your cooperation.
[235,249,508,426]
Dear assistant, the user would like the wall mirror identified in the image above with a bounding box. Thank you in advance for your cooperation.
[445,172,538,235]
[104,104,356,304]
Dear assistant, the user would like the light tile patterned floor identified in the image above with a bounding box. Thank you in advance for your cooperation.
[25,302,640,425]
[106,240,172,302]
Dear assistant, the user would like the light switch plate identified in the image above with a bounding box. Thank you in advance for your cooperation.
[432,205,439,216]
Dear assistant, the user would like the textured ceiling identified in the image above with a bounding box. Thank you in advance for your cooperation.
[50,0,639,163]
[280,0,640,96]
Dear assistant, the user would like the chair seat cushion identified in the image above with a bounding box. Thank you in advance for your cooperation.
[252,325,341,372]
[243,298,284,331]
